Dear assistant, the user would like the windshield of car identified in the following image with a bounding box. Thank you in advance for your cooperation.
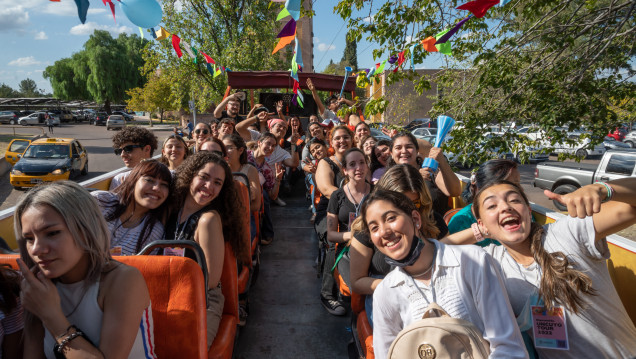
[9,140,30,152]
[23,144,69,159]
[109,116,123,121]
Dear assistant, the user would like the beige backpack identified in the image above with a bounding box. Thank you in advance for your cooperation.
[387,303,490,359]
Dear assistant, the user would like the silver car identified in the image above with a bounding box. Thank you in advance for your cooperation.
[106,115,125,130]
[624,131,636,148]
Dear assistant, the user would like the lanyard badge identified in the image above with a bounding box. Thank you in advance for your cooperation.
[531,305,569,350]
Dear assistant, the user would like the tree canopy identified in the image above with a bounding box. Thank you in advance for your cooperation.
[335,0,635,162]
[0,78,49,98]
[44,30,149,113]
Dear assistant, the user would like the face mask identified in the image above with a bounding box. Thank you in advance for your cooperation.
[384,236,425,268]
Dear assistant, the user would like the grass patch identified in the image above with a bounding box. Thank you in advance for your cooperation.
[0,134,34,154]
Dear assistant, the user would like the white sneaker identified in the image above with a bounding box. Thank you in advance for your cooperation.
[273,197,287,206]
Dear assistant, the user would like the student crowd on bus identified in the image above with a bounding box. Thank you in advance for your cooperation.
[6,86,636,359]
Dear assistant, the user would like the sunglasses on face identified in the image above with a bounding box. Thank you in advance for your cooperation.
[195,129,210,135]
[114,144,143,156]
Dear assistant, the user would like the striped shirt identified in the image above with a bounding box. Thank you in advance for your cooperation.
[0,295,23,359]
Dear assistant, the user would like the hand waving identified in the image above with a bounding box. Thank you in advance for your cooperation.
[306,78,316,92]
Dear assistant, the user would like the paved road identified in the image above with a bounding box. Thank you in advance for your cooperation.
[0,122,172,210]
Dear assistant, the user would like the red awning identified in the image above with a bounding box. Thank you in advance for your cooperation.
[226,71,357,93]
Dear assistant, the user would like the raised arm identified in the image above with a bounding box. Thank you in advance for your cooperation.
[544,177,636,241]
[306,78,326,116]
[236,111,267,142]
[418,139,462,197]
[214,93,238,118]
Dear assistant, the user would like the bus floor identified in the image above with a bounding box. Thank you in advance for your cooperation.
[235,184,351,358]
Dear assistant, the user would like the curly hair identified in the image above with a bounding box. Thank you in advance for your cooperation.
[175,152,249,265]
[160,134,191,167]
[0,266,20,314]
[112,126,158,156]
[111,160,174,253]
[473,180,596,313]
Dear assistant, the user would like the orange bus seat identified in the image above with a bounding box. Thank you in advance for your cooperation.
[334,266,351,297]
[234,180,252,295]
[443,208,462,225]
[357,311,375,359]
[208,242,239,359]
[351,291,365,315]
[0,254,209,359]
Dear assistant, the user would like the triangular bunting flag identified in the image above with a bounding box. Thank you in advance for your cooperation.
[206,63,215,77]
[376,59,387,73]
[435,15,472,44]
[191,46,199,63]
[272,34,295,54]
[434,30,452,55]
[285,0,301,21]
[294,36,303,68]
[105,0,116,22]
[139,27,144,39]
[277,19,296,38]
[457,0,499,18]
[409,44,417,71]
[200,51,215,64]
[276,7,291,21]
[171,34,182,58]
[393,51,405,73]
[74,0,89,24]
[421,36,438,52]
[155,27,170,40]
[150,27,157,39]
[180,41,196,58]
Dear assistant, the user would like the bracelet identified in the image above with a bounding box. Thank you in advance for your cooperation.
[54,326,86,357]
[55,324,76,341]
[596,181,614,203]
[471,223,484,242]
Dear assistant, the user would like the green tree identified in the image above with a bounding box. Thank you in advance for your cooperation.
[335,0,636,163]
[44,30,149,113]
[342,31,358,71]
[126,71,176,124]
[0,83,18,98]
[18,78,42,97]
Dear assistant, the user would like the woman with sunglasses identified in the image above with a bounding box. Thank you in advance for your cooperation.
[160,135,191,171]
[389,132,461,214]
[17,181,156,359]
[326,148,371,292]
[247,133,285,245]
[350,164,449,324]
[358,188,526,359]
[315,124,354,316]
[192,122,212,152]
[92,160,173,256]
[163,152,248,347]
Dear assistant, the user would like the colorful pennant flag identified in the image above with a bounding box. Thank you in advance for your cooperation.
[376,59,388,73]
[180,40,196,58]
[150,27,157,39]
[171,34,182,58]
[421,36,439,52]
[276,7,291,21]
[206,63,215,77]
[104,0,116,22]
[155,27,171,40]
[138,27,144,39]
[457,0,499,18]
[285,0,301,21]
[272,34,295,54]
[294,36,303,68]
[435,15,472,44]
[200,51,216,64]
[409,44,417,71]
[434,30,452,55]
[214,65,222,78]
[74,0,89,24]
[277,19,297,38]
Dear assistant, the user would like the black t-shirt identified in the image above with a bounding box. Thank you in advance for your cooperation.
[315,158,345,216]
[327,186,370,232]
[215,110,244,124]
[353,211,449,277]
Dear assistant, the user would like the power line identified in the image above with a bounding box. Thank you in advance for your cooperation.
[315,21,346,70]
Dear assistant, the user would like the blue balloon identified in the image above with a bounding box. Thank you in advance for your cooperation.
[120,0,163,29]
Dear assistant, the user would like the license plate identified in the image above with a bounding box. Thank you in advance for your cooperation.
[30,178,43,184]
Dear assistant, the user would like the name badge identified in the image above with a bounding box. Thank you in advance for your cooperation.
[164,247,185,257]
[531,305,569,350]
[348,212,357,231]
[110,246,122,256]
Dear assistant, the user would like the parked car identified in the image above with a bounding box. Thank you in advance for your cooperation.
[603,136,631,150]
[607,127,625,142]
[412,127,438,139]
[93,112,108,126]
[368,128,391,141]
[0,111,20,125]
[515,126,546,141]
[533,149,636,210]
[623,131,636,148]
[106,115,125,130]
[550,137,606,159]
[4,138,31,165]
[18,112,46,126]
[112,111,134,121]
[403,118,431,131]
[10,137,89,189]
[60,109,74,123]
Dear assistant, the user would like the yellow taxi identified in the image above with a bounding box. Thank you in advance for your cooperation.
[4,138,31,165]
[10,138,89,189]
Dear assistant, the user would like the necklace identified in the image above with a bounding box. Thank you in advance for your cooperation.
[346,182,369,216]
[411,262,434,278]
[332,155,344,169]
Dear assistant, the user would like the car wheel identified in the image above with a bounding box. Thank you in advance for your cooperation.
[9,119,15,125]
[81,161,88,176]
[625,140,635,148]
[19,120,27,126]
[575,149,587,159]
[552,184,578,211]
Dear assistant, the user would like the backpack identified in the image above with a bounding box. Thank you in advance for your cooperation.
[387,303,490,359]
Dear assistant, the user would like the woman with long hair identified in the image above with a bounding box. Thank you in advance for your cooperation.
[354,121,371,145]
[160,134,190,171]
[0,265,23,358]
[472,179,636,358]
[92,160,173,255]
[389,131,462,214]
[17,181,156,358]
[358,135,377,161]
[314,124,354,316]
[358,189,526,359]
[369,139,391,183]
[164,152,248,347]
[350,164,448,324]
[247,132,285,245]
[191,122,212,152]
[326,148,372,291]
[448,159,520,246]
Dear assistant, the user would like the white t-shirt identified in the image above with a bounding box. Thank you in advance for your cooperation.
[373,240,527,359]
[321,109,340,126]
[108,170,130,190]
[484,216,636,359]
[247,129,291,166]
[91,191,165,255]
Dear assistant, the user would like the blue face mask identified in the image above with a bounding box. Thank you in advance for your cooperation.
[384,236,425,268]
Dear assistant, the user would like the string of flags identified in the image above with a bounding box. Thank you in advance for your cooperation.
[272,0,305,108]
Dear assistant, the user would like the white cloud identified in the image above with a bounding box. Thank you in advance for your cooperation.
[70,21,132,36]
[317,43,336,52]
[0,6,29,31]
[34,31,48,40]
[362,16,374,23]
[8,56,42,67]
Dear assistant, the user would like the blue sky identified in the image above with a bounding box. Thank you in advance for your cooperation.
[0,0,443,94]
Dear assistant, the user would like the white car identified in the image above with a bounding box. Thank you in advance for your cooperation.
[412,127,438,139]
[18,112,59,126]
[551,137,606,159]
[106,115,125,130]
[624,131,636,148]
[516,126,546,141]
